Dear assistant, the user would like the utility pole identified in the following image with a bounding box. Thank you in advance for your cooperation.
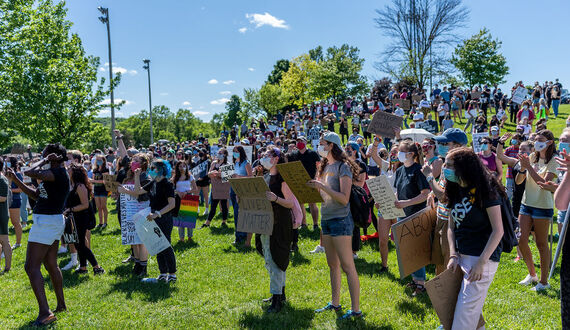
[98,7,116,147]
[143,59,153,144]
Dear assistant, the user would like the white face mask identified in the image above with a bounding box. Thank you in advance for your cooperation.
[397,151,409,163]
[534,141,548,152]
[260,157,273,170]
[318,145,329,158]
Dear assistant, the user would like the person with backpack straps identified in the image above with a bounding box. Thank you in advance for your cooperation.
[307,132,362,320]
[443,147,505,330]
[346,142,369,259]
[393,139,430,296]
[255,147,294,313]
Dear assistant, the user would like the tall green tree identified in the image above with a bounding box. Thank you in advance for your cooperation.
[280,54,318,108]
[224,95,242,128]
[450,28,509,89]
[0,0,116,148]
[267,59,290,85]
[258,83,286,116]
[240,88,264,123]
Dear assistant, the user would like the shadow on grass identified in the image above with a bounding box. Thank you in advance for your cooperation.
[209,225,234,236]
[45,271,89,289]
[223,245,256,254]
[239,305,315,329]
[290,251,310,267]
[396,299,428,320]
[173,240,199,252]
[106,278,178,302]
[336,317,394,330]
[298,226,321,240]
[95,228,121,236]
[354,258,383,277]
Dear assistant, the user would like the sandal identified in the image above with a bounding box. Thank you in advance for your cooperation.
[32,314,56,327]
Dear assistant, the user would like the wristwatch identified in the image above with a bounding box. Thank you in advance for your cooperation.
[155,210,162,218]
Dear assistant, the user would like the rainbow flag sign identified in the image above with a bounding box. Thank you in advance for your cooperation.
[174,194,199,229]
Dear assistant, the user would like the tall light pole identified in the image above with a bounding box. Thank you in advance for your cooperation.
[143,59,153,144]
[98,6,116,148]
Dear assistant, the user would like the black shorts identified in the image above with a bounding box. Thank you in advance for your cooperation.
[363,131,371,139]
[196,178,211,187]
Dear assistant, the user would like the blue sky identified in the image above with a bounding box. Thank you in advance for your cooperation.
[64,0,570,120]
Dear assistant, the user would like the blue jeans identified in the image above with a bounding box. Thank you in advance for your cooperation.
[230,188,246,242]
[20,193,28,223]
[552,99,560,117]
[413,267,426,282]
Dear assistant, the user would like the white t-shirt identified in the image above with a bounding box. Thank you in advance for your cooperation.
[394,108,405,117]
[366,143,387,167]
[175,176,194,193]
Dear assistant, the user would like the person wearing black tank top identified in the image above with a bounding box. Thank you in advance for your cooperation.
[256,147,294,313]
[7,143,70,326]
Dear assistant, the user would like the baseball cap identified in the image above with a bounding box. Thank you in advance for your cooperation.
[491,126,499,132]
[323,132,343,150]
[296,136,307,142]
[433,128,468,146]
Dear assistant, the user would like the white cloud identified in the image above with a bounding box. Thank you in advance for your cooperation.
[210,98,230,105]
[246,12,289,29]
[182,101,191,106]
[160,92,169,96]
[128,70,138,76]
[248,67,255,72]
[185,107,193,110]
[238,27,248,34]
[223,80,235,85]
[220,91,231,95]
[99,109,111,115]
[99,67,106,72]
[193,111,209,116]
[208,79,219,84]
[100,98,133,106]
[99,65,137,76]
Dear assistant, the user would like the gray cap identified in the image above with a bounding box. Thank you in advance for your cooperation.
[323,132,343,150]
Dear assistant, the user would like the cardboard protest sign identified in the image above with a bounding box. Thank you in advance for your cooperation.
[103,173,119,192]
[191,161,209,179]
[220,164,235,183]
[470,91,481,99]
[268,124,278,132]
[425,268,485,330]
[133,207,171,256]
[392,207,437,278]
[229,177,273,235]
[119,184,150,245]
[471,132,489,153]
[512,86,528,104]
[209,145,220,156]
[366,175,405,219]
[412,95,423,104]
[276,161,323,204]
[368,111,404,139]
[392,99,411,110]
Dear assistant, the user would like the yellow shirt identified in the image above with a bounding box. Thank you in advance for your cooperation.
[521,153,557,209]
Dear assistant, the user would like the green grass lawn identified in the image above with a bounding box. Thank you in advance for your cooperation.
[1,105,568,329]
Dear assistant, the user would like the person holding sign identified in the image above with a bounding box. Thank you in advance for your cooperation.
[308,132,362,320]
[202,148,230,228]
[231,145,254,247]
[393,140,431,296]
[121,160,177,283]
[256,147,294,313]
[443,148,504,330]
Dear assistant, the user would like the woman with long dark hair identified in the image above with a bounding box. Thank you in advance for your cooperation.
[230,145,253,246]
[172,161,198,241]
[202,148,230,228]
[64,165,104,275]
[308,132,362,319]
[7,156,23,248]
[7,143,70,326]
[443,147,504,329]
[90,154,109,228]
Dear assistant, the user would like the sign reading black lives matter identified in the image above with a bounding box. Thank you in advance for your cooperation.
[229,177,273,235]
[368,110,404,139]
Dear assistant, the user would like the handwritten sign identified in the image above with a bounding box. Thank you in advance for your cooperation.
[426,269,485,330]
[191,161,209,179]
[268,124,278,132]
[471,132,489,153]
[412,95,423,104]
[119,184,150,245]
[220,164,235,183]
[276,161,323,204]
[512,86,528,104]
[470,91,481,99]
[366,175,405,219]
[391,98,411,110]
[103,173,119,192]
[392,207,437,278]
[209,145,220,156]
[368,111,404,139]
[133,207,171,256]
[229,177,273,235]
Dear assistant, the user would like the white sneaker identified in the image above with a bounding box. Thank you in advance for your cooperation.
[531,282,551,291]
[61,259,78,271]
[58,246,68,254]
[518,274,539,286]
[310,245,325,254]
[11,243,21,250]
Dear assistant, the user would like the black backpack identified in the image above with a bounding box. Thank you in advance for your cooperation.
[350,184,371,228]
[499,195,518,253]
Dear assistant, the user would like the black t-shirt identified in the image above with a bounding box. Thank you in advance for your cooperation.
[450,189,502,262]
[393,163,430,216]
[34,167,70,215]
[289,149,321,179]
[143,178,175,213]
[93,168,109,194]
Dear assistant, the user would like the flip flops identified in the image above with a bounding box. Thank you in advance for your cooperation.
[32,314,56,327]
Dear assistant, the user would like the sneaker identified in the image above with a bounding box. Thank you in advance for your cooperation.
[379,266,389,274]
[353,253,358,259]
[412,284,426,297]
[518,274,539,286]
[310,245,325,254]
[339,309,363,320]
[57,246,68,254]
[93,267,105,275]
[122,255,134,263]
[11,243,21,250]
[101,223,107,229]
[315,302,342,313]
[531,282,551,291]
[61,260,79,271]
[167,274,177,283]
[312,225,320,232]
[156,274,168,282]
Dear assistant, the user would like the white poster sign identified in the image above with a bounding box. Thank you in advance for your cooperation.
[133,207,171,256]
[366,175,405,219]
[120,184,150,245]
[472,132,489,153]
[512,86,528,105]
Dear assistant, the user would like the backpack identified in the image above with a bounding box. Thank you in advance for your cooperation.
[499,195,518,253]
[350,184,371,228]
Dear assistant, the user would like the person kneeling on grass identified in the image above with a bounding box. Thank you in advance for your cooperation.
[120,159,177,283]
[256,147,294,313]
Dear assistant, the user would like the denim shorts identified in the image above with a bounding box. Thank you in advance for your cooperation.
[520,204,553,220]
[558,210,568,224]
[321,214,354,237]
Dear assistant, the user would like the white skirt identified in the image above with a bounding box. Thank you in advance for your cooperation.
[28,214,65,245]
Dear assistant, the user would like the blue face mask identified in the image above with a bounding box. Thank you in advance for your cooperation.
[233,152,240,159]
[148,169,159,180]
[480,143,489,151]
[443,168,459,183]
[437,144,449,157]
[560,142,570,152]
[96,160,103,166]
[511,139,518,145]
